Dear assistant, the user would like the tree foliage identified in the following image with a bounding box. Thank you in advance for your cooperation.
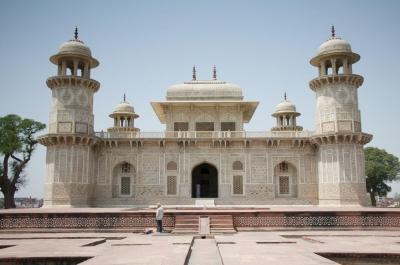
[365,147,400,206]
[0,114,45,208]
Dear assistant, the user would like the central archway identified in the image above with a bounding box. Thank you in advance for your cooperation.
[191,163,218,198]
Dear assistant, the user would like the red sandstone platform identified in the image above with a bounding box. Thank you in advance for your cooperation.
[1,206,400,233]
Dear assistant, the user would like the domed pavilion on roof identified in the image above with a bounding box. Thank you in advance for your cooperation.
[38,27,372,208]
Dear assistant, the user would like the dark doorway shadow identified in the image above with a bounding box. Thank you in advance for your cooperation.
[192,163,218,198]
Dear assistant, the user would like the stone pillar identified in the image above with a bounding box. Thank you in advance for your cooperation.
[61,61,67,76]
[84,63,90,79]
[73,60,78,76]
[320,62,326,76]
[331,58,337,75]
[343,58,349,74]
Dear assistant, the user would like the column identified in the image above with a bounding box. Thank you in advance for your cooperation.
[331,58,337,75]
[343,58,349,74]
[320,62,326,76]
[84,63,90,79]
[61,61,67,76]
[73,60,78,76]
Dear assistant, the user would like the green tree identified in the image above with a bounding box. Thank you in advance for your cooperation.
[0,114,45,208]
[365,147,400,206]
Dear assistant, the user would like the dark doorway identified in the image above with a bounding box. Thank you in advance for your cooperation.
[192,163,218,198]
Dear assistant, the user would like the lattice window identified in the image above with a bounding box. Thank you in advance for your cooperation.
[121,162,131,173]
[166,161,177,171]
[279,176,289,195]
[120,177,131,195]
[167,176,177,195]
[221,122,235,131]
[279,162,288,173]
[174,122,189,131]
[195,122,214,131]
[233,175,243,195]
[232,161,243,171]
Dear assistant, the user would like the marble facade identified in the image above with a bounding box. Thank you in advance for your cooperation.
[39,27,372,207]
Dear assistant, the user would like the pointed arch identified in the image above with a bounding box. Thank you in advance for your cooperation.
[112,161,136,198]
[274,161,298,198]
[191,162,218,198]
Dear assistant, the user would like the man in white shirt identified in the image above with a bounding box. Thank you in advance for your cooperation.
[156,202,164,232]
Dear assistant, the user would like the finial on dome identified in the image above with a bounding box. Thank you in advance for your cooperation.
[284,92,287,101]
[192,66,196,81]
[331,25,336,38]
[123,93,126,102]
[74,26,78,40]
[212,65,217,80]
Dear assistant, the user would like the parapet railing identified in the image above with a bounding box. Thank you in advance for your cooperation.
[94,130,314,139]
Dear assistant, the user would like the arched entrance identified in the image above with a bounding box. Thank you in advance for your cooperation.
[192,163,218,198]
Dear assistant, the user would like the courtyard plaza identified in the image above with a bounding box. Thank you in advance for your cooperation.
[1,206,400,264]
[0,229,400,264]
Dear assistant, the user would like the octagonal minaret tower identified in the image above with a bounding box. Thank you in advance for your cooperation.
[39,28,100,207]
[309,26,372,205]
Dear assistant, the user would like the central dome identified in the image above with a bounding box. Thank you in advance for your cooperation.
[166,80,243,101]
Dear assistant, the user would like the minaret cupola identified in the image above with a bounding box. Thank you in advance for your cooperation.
[310,26,362,81]
[50,27,99,79]
[108,94,140,132]
[271,93,302,131]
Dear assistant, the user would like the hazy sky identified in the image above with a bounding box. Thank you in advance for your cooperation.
[1,0,400,198]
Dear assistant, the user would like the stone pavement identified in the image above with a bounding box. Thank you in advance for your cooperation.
[1,230,400,264]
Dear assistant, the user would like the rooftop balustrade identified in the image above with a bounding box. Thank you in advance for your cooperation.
[94,130,314,139]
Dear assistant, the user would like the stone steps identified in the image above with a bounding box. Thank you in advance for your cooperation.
[210,215,236,233]
[173,215,200,234]
[173,214,236,234]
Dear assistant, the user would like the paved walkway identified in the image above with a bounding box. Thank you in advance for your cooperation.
[188,238,222,265]
[1,230,400,264]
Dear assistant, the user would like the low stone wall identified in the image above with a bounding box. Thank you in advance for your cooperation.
[0,212,175,231]
[1,209,400,231]
[233,211,400,227]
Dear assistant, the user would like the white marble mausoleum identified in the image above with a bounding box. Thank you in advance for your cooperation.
[39,27,372,207]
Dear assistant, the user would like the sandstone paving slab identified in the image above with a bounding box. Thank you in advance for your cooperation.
[0,232,129,240]
[0,238,104,258]
[218,243,337,265]
[78,242,191,265]
[187,238,222,265]
[215,232,296,244]
[300,235,400,254]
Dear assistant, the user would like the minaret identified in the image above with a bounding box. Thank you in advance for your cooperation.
[309,26,372,205]
[39,28,100,207]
